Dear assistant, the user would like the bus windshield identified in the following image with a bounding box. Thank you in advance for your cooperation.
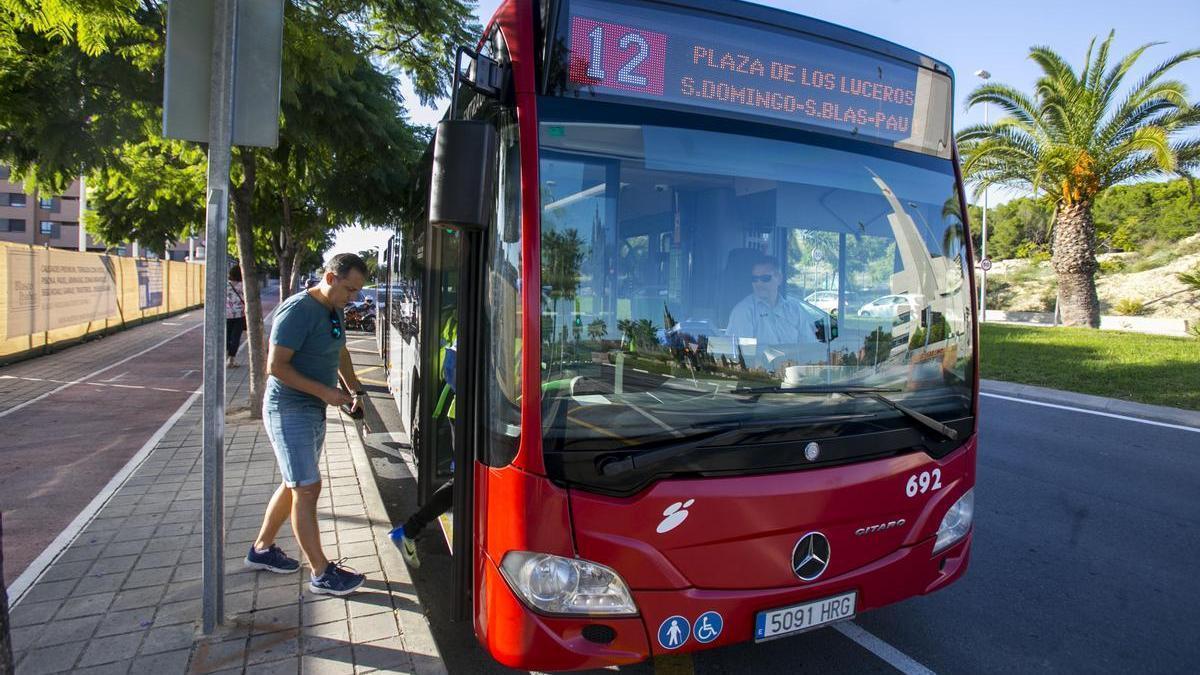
[538,115,974,465]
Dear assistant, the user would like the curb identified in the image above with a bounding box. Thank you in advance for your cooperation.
[980,379,1200,430]
[339,408,448,675]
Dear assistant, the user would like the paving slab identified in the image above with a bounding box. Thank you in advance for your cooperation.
[8,324,445,674]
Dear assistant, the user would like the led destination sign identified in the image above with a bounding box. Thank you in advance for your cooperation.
[559,0,952,156]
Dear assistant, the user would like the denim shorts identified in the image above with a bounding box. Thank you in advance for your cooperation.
[263,404,326,487]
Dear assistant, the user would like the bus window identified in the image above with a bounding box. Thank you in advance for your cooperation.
[431,231,459,480]
[483,108,522,466]
[538,120,973,455]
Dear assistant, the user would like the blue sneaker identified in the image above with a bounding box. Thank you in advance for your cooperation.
[309,560,366,596]
[244,544,301,573]
[389,525,421,569]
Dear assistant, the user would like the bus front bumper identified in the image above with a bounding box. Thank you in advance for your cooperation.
[478,531,971,670]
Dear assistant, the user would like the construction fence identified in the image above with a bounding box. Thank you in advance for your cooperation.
[0,242,205,363]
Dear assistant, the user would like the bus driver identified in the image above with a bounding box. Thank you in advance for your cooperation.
[726,256,818,347]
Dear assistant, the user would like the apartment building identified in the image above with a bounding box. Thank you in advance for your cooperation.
[0,166,102,251]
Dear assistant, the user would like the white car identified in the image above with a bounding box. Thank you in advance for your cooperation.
[804,290,840,314]
[857,294,922,319]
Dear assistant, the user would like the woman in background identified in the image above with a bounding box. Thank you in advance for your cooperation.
[226,265,247,367]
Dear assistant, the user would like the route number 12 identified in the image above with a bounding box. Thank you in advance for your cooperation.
[570,17,665,95]
[586,25,651,86]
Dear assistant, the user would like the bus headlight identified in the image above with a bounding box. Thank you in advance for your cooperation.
[933,488,974,553]
[499,551,638,616]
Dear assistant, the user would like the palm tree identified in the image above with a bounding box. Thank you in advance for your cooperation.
[957,32,1200,326]
[587,318,607,341]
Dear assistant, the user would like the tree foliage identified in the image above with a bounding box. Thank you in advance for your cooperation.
[980,178,1200,259]
[85,137,206,253]
[0,0,160,190]
[369,0,480,103]
[1092,179,1200,250]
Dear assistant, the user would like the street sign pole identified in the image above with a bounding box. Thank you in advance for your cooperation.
[201,0,238,636]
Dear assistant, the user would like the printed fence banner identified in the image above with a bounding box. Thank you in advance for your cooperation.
[136,259,165,309]
[5,247,118,337]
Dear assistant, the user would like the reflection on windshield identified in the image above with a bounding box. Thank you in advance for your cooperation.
[539,121,973,451]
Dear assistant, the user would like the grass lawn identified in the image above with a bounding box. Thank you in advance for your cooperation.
[980,323,1200,411]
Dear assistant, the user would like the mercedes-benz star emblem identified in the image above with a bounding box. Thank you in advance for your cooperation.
[792,532,831,581]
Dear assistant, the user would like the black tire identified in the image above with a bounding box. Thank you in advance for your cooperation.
[363,318,376,333]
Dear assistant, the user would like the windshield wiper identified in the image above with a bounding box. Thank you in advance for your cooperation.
[729,385,958,442]
[598,425,749,477]
[597,413,870,478]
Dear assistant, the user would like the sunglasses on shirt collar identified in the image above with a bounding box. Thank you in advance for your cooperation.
[329,310,343,339]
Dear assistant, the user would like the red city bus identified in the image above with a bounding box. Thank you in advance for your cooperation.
[378,0,978,669]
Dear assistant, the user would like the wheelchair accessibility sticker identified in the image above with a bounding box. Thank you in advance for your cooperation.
[693,611,723,643]
[658,615,690,649]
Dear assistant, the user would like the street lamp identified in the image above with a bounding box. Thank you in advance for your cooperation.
[974,69,991,321]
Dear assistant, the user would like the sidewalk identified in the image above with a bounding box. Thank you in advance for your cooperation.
[5,347,444,674]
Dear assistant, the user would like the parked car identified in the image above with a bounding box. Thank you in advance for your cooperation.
[857,294,922,319]
[804,290,840,314]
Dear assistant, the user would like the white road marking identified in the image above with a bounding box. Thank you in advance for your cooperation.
[100,372,128,383]
[1,375,195,394]
[981,392,1200,434]
[7,390,202,606]
[835,622,936,675]
[0,321,201,419]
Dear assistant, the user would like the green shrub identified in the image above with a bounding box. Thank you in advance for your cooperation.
[1127,242,1172,273]
[1014,241,1050,262]
[985,277,1015,309]
[1098,259,1125,275]
[1092,179,1200,250]
[1113,298,1145,316]
[1006,261,1048,285]
[1038,288,1058,312]
[1179,265,1200,291]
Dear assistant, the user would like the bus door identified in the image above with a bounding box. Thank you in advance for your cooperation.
[425,38,517,623]
[418,222,478,622]
[416,226,459,544]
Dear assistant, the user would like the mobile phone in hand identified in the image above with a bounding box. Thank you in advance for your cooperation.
[340,390,365,420]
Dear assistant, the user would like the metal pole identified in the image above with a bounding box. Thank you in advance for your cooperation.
[975,68,991,322]
[202,0,238,636]
[980,98,989,322]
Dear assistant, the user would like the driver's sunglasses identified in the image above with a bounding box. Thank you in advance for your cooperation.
[750,274,775,283]
[329,311,343,339]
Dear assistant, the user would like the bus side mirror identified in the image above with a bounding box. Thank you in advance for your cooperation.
[430,120,497,232]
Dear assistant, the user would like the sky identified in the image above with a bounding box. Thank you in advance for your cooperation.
[327,0,1200,260]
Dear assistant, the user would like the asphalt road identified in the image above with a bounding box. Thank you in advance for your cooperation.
[353,337,1200,674]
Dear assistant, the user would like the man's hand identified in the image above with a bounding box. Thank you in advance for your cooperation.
[321,386,354,408]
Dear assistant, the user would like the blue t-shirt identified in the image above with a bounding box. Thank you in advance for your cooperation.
[265,291,345,409]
